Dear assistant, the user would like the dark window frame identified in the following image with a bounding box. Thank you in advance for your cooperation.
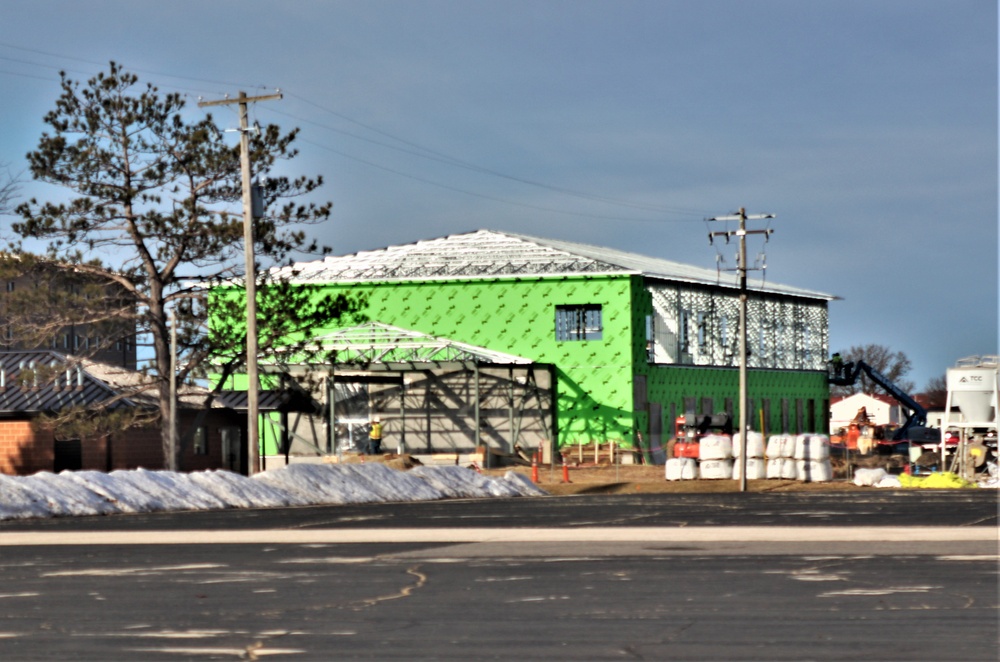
[555,304,603,341]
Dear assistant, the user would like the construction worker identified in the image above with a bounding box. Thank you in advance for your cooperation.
[830,353,844,378]
[367,418,383,455]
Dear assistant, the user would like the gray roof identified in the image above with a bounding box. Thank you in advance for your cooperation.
[0,351,124,414]
[0,351,219,414]
[283,229,834,300]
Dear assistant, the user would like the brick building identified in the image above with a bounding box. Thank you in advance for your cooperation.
[0,350,243,476]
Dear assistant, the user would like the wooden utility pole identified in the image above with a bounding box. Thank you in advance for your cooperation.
[708,208,775,492]
[198,91,282,474]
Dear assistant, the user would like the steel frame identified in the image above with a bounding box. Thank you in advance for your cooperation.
[648,283,828,371]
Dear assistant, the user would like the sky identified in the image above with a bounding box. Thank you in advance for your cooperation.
[0,0,996,390]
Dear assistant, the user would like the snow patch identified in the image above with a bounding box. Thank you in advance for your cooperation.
[0,463,544,521]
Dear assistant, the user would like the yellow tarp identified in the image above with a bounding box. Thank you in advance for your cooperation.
[899,472,978,489]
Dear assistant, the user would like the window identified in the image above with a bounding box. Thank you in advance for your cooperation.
[700,397,713,416]
[697,312,708,353]
[220,427,240,471]
[555,304,602,341]
[679,309,691,353]
[193,426,208,455]
[645,315,655,362]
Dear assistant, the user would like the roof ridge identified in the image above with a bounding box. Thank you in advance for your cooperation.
[280,228,834,300]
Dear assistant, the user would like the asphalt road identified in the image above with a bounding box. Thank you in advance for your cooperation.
[0,491,996,661]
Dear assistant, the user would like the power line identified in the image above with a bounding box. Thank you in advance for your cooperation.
[302,138,692,223]
[0,41,714,223]
[281,92,709,217]
[0,41,261,91]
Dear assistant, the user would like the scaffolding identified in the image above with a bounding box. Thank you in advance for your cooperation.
[267,323,556,465]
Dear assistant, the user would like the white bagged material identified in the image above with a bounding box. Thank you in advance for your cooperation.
[732,457,767,480]
[793,434,830,461]
[699,459,734,480]
[732,431,765,458]
[698,434,733,460]
[767,458,798,479]
[765,434,795,458]
[853,467,888,487]
[665,457,697,481]
[797,459,833,482]
[875,474,902,488]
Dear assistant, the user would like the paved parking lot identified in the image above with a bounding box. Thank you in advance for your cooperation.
[0,491,996,660]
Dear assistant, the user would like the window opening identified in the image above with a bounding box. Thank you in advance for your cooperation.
[555,304,602,341]
[193,426,208,455]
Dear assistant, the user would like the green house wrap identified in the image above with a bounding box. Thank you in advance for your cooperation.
[214,230,835,460]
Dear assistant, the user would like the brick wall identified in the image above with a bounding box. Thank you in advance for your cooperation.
[0,410,243,476]
[0,420,54,475]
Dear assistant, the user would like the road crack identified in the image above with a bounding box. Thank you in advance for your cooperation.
[353,565,427,610]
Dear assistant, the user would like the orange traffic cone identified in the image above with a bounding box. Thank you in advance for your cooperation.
[531,452,539,483]
[562,456,571,483]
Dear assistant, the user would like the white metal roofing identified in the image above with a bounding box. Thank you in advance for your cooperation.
[284,229,834,300]
[308,322,534,366]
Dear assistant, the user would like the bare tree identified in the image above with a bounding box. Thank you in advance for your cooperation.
[921,374,948,410]
[0,162,20,215]
[831,343,915,397]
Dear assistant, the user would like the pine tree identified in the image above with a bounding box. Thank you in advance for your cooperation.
[11,63,361,470]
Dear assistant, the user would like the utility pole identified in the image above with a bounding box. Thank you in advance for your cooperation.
[707,208,775,492]
[169,308,178,471]
[198,91,282,475]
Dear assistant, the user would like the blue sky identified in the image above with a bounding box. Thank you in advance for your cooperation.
[0,0,996,389]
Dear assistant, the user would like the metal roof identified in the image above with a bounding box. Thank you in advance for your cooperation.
[0,350,219,415]
[0,351,131,414]
[281,229,834,301]
[216,389,321,413]
[278,322,535,368]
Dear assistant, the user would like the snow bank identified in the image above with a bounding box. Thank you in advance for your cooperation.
[0,463,545,521]
[408,465,537,498]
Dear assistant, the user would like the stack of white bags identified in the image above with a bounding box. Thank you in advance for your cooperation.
[766,434,832,482]
[732,431,767,480]
[666,432,832,482]
[698,434,735,479]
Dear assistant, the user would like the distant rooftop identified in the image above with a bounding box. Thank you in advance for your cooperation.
[283,229,833,300]
[0,350,220,414]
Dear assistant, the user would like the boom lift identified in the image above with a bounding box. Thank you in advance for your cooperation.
[829,360,930,442]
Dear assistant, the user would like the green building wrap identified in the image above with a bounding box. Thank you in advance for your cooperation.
[260,273,829,456]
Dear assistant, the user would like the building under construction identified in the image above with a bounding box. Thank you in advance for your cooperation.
[217,230,835,462]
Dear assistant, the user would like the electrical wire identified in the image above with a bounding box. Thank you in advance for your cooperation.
[302,138,690,223]
[281,92,710,218]
[0,40,715,224]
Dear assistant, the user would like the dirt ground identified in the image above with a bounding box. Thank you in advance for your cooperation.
[480,462,865,495]
[340,453,870,495]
